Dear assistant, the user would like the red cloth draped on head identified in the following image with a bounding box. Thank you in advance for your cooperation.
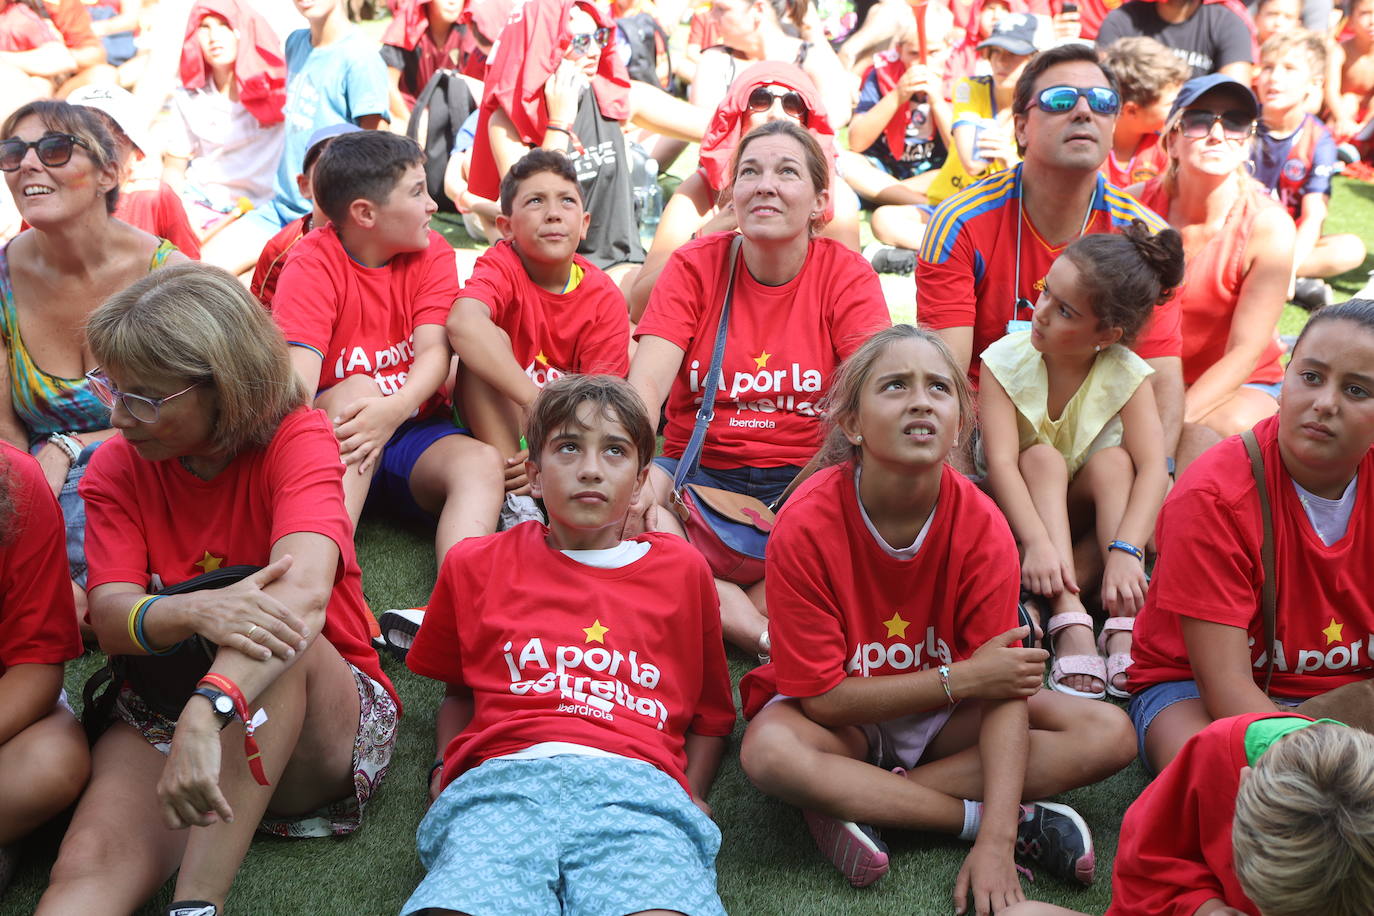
[466,0,630,201]
[459,0,513,77]
[697,61,838,218]
[383,0,433,49]
[179,0,286,127]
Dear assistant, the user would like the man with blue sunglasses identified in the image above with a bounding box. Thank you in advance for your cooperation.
[916,41,1186,472]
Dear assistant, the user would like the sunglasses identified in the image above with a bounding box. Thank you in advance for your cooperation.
[1032,85,1121,116]
[1175,108,1255,141]
[0,132,92,172]
[747,86,809,123]
[567,27,611,56]
[85,370,199,424]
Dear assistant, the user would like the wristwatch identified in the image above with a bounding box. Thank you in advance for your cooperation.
[191,686,238,730]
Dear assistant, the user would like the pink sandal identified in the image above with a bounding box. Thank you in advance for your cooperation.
[1097,617,1134,700]
[1047,612,1106,700]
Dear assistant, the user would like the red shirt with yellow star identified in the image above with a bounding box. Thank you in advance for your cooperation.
[457,239,630,390]
[635,233,890,469]
[80,407,396,705]
[0,443,82,678]
[1130,415,1374,699]
[739,462,1019,718]
[406,523,736,796]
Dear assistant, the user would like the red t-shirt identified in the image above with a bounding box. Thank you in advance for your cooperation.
[272,226,457,413]
[1102,132,1168,188]
[250,215,311,309]
[916,165,1180,385]
[458,239,629,389]
[635,233,890,469]
[80,408,396,705]
[117,182,201,260]
[0,3,60,51]
[1129,416,1374,698]
[739,462,1020,718]
[0,443,81,677]
[44,0,99,52]
[406,524,737,795]
[1106,713,1313,916]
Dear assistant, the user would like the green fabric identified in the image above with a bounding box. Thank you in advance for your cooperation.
[1244,716,1345,764]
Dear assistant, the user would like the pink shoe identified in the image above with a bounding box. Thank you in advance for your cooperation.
[802,809,890,887]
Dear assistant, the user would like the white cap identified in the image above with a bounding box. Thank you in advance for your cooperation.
[66,84,154,158]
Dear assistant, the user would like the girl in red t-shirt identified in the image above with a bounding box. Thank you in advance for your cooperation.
[738,325,1135,905]
[980,223,1181,700]
[1127,298,1374,775]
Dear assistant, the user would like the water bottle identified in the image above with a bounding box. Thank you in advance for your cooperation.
[636,158,662,252]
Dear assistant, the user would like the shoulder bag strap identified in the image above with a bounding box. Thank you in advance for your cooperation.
[673,234,744,490]
[1241,428,1279,695]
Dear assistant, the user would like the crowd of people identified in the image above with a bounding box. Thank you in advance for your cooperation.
[3,0,1374,914]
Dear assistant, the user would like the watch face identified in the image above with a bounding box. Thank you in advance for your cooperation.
[213,695,235,717]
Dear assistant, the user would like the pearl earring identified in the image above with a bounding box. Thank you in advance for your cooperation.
[854,435,863,444]
[1094,344,1101,352]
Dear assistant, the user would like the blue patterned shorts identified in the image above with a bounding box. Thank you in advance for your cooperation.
[401,754,726,916]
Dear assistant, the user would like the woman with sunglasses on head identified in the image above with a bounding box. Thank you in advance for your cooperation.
[0,100,185,635]
[34,263,399,916]
[1128,74,1295,475]
[629,118,891,660]
[627,61,861,321]
[465,0,708,283]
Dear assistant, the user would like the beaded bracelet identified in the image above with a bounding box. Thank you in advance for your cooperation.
[938,664,956,705]
[1107,540,1145,562]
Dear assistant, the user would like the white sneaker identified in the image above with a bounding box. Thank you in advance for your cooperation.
[498,493,545,530]
[379,608,425,663]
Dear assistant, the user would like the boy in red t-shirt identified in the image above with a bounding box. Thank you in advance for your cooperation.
[1099,36,1189,187]
[449,148,630,520]
[401,374,735,916]
[272,130,503,587]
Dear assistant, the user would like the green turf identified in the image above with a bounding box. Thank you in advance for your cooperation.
[5,175,1374,916]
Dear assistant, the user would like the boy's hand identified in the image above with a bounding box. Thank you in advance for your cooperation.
[334,396,409,475]
[952,842,1024,915]
[898,63,934,101]
[976,123,1015,168]
[504,448,531,494]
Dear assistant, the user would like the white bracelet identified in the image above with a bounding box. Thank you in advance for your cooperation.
[47,432,82,463]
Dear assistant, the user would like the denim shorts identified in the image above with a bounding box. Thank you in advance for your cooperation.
[1127,679,1203,772]
[52,440,102,589]
[653,455,801,507]
[1243,380,1283,401]
[402,755,725,916]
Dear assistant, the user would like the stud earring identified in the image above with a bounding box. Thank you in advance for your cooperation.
[854,435,863,444]
[1094,344,1101,352]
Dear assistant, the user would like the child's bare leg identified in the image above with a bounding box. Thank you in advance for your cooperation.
[1070,447,1135,691]
[1299,233,1367,278]
[456,363,527,493]
[408,434,504,562]
[1141,697,1212,774]
[871,204,930,250]
[1001,903,1090,915]
[314,375,386,530]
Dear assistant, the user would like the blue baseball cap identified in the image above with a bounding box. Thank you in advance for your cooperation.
[1167,73,1259,123]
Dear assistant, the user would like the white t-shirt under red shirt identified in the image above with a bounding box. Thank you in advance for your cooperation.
[0,443,81,678]
[80,408,396,705]
[635,233,891,469]
[740,461,1020,717]
[406,523,737,796]
[458,239,630,388]
[1129,415,1374,699]
[273,226,458,417]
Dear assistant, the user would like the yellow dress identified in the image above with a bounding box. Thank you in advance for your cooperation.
[981,330,1154,477]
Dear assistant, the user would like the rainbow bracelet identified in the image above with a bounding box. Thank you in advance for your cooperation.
[133,595,172,655]
[126,596,153,650]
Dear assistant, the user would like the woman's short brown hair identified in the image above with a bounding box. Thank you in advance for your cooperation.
[2,100,122,213]
[86,263,308,456]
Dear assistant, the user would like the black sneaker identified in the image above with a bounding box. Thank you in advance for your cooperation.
[1015,802,1095,885]
[166,902,219,916]
[1292,277,1333,312]
[379,608,425,663]
[863,243,917,276]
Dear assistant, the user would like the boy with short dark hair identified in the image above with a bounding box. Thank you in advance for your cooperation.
[401,374,735,916]
[272,129,503,590]
[447,148,630,515]
[1100,36,1191,186]
[1253,31,1368,310]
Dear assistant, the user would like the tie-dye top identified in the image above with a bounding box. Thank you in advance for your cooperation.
[1,239,177,444]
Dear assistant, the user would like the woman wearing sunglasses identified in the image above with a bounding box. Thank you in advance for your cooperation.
[1129,74,1296,474]
[0,100,185,635]
[465,0,707,279]
[629,119,891,659]
[35,263,398,915]
[628,61,861,321]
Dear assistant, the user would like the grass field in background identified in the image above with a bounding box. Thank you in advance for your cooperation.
[5,174,1374,916]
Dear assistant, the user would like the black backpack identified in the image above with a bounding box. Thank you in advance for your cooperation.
[616,12,681,96]
[406,70,478,213]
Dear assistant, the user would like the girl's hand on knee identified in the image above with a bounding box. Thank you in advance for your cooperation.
[958,628,1049,699]
[1021,543,1077,597]
[953,842,1024,915]
[159,716,234,830]
[1100,551,1147,617]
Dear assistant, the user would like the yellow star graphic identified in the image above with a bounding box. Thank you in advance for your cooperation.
[583,619,609,644]
[753,350,772,369]
[194,550,223,573]
[1323,618,1345,645]
[883,612,909,639]
[535,350,549,366]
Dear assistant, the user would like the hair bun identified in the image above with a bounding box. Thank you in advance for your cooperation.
[1125,220,1185,304]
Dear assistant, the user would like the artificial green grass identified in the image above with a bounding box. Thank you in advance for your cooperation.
[6,175,1374,916]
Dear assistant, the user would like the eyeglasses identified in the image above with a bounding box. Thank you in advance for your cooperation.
[747,86,809,124]
[1175,108,1255,141]
[567,27,611,56]
[85,369,199,424]
[1032,85,1121,116]
[0,133,92,172]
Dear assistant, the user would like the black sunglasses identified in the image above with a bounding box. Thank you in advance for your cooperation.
[1175,108,1255,141]
[567,27,611,56]
[747,86,809,124]
[0,133,91,172]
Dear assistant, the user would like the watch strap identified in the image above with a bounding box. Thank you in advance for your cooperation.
[191,686,237,729]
